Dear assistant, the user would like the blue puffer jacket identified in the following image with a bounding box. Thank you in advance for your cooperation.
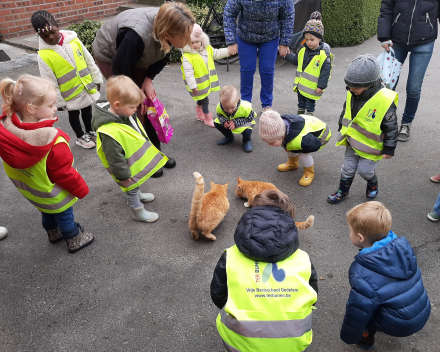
[223,0,295,46]
[377,0,439,46]
[340,231,431,344]
[210,205,318,309]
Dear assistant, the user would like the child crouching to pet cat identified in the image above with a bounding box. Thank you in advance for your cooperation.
[211,189,317,352]
[259,110,331,186]
[215,85,256,153]
[92,75,168,223]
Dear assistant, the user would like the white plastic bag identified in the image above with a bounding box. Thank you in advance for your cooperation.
[377,47,402,90]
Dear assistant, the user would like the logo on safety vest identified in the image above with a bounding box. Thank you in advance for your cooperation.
[75,48,83,60]
[262,263,286,283]
[367,109,377,119]
[314,60,320,68]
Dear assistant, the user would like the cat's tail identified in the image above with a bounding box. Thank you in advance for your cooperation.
[295,215,314,230]
[189,172,205,240]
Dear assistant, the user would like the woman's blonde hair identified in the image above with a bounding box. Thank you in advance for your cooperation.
[219,85,239,104]
[346,201,392,242]
[153,2,195,53]
[106,75,144,106]
[0,74,55,117]
[253,189,296,219]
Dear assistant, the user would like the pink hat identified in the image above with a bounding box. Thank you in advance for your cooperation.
[259,110,286,143]
[191,24,203,42]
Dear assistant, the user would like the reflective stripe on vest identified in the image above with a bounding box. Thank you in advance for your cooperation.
[217,245,317,352]
[181,45,220,101]
[215,100,256,134]
[38,38,97,101]
[293,47,330,101]
[285,115,331,151]
[96,117,168,192]
[3,136,78,214]
[336,88,398,161]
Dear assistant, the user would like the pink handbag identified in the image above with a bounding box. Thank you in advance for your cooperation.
[144,98,174,144]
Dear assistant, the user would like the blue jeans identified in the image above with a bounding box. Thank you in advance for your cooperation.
[237,36,279,108]
[297,92,316,112]
[41,207,79,239]
[433,191,440,216]
[392,41,434,124]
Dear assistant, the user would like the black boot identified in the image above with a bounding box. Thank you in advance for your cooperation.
[366,174,378,199]
[164,158,176,169]
[242,129,253,153]
[151,168,163,178]
[327,176,355,204]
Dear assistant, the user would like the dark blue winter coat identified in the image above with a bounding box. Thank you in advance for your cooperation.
[281,114,325,153]
[377,0,439,46]
[340,231,431,344]
[223,0,295,46]
[210,205,318,309]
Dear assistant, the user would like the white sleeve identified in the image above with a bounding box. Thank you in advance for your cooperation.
[37,55,66,109]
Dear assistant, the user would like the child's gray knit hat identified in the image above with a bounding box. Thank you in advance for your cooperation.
[344,54,381,88]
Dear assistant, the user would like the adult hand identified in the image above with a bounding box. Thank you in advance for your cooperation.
[382,154,393,159]
[381,43,393,52]
[96,84,101,92]
[142,77,157,101]
[119,178,133,187]
[229,121,236,130]
[279,45,290,57]
[228,44,238,56]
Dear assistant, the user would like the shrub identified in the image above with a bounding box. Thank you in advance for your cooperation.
[322,0,381,47]
[66,20,103,54]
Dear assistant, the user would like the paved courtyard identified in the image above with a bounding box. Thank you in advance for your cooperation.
[0,35,439,351]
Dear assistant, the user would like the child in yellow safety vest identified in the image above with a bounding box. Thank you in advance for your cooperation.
[31,10,103,149]
[92,76,167,223]
[259,110,331,186]
[215,85,256,153]
[181,24,232,127]
[283,12,332,115]
[327,54,398,204]
[211,189,318,352]
[0,75,94,253]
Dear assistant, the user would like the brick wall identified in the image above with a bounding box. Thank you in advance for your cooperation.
[0,0,135,40]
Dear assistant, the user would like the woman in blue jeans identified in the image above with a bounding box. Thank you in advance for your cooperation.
[378,0,439,142]
[223,0,295,112]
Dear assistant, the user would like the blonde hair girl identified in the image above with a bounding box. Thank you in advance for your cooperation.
[0,74,94,253]
[92,2,195,178]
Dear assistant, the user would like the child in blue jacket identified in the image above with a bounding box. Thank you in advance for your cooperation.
[341,201,431,349]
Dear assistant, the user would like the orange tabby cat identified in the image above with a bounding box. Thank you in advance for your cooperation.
[235,177,279,207]
[189,172,229,241]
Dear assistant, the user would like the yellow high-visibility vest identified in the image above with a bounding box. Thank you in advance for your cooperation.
[215,100,256,134]
[293,47,331,100]
[181,45,220,101]
[285,115,331,151]
[336,88,398,161]
[96,117,168,192]
[38,38,97,101]
[217,245,317,352]
[3,136,78,214]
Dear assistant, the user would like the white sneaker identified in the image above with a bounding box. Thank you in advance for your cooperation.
[0,226,8,240]
[88,131,97,142]
[76,134,96,149]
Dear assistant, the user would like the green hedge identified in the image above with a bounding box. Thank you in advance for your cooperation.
[66,20,103,54]
[322,0,381,47]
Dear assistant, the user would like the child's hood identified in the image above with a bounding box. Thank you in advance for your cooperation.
[181,31,210,54]
[92,102,131,131]
[355,232,418,280]
[38,30,78,50]
[234,205,299,263]
[0,113,69,169]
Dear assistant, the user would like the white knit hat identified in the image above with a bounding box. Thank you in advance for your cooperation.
[191,24,203,42]
[259,110,286,143]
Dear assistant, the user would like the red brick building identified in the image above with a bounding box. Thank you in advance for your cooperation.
[0,0,135,40]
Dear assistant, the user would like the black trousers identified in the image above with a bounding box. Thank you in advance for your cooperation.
[67,105,93,138]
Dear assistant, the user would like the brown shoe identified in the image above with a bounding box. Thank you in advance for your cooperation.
[65,232,94,253]
[46,227,63,243]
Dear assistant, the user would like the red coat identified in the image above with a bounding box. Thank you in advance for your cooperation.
[0,113,89,199]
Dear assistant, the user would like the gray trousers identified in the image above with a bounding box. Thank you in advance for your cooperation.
[125,186,142,208]
[341,145,378,180]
